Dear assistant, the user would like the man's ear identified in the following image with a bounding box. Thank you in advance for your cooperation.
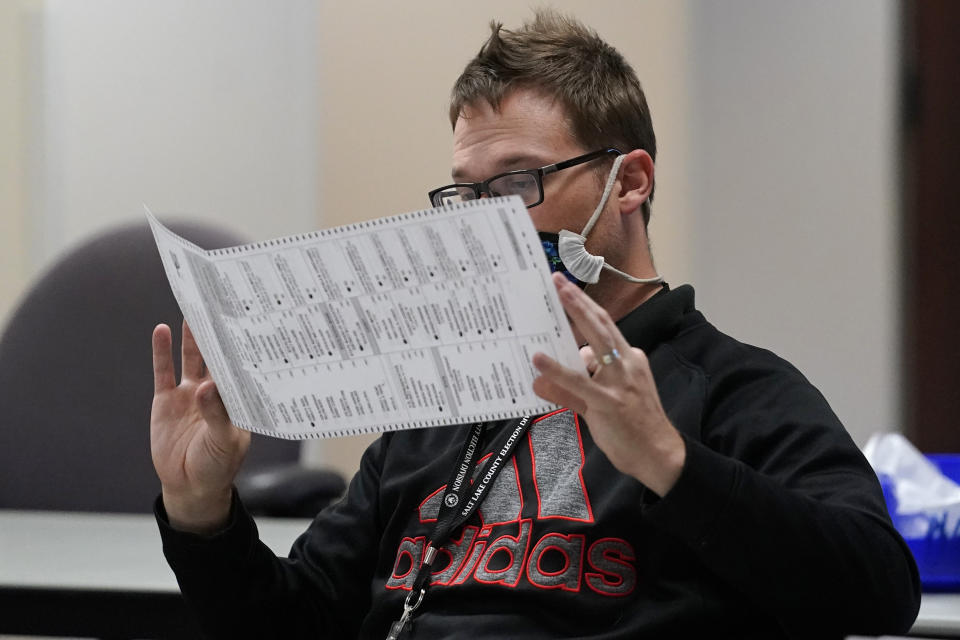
[616,149,654,215]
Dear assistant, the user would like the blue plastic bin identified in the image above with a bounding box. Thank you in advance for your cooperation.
[881,454,960,592]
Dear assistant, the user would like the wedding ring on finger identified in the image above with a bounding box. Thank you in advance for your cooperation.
[599,349,621,366]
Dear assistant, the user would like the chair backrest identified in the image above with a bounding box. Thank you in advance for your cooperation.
[0,220,301,513]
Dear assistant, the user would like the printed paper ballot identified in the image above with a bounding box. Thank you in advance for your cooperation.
[147,196,582,439]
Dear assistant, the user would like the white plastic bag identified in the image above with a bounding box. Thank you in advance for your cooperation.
[863,433,960,539]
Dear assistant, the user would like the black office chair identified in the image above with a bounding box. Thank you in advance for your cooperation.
[0,219,344,516]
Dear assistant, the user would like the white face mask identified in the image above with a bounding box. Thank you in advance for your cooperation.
[552,154,663,286]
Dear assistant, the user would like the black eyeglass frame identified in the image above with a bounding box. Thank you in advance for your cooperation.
[428,148,622,209]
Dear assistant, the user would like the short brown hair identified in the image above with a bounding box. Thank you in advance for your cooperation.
[450,9,657,223]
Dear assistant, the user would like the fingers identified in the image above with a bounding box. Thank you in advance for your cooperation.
[196,380,233,435]
[553,273,629,356]
[181,319,207,381]
[532,374,588,415]
[153,324,176,394]
[532,351,598,408]
[579,345,599,374]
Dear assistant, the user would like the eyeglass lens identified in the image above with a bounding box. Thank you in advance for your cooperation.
[488,172,540,205]
[432,171,541,207]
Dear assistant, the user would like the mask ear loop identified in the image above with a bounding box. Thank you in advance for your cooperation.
[557,154,663,285]
[580,153,624,239]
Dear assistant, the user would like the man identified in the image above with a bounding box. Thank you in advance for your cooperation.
[152,10,920,639]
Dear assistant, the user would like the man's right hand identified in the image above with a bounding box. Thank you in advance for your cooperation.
[151,321,250,534]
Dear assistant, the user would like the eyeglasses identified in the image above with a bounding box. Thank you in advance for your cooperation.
[428,148,622,209]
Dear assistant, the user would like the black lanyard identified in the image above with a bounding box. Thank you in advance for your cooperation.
[385,415,533,640]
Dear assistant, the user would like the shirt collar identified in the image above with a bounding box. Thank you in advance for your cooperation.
[615,284,696,353]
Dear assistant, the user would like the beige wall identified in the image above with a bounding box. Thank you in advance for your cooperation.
[0,1,35,324]
[0,0,319,331]
[310,1,696,476]
[687,0,900,444]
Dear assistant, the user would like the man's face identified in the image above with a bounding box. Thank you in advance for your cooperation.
[450,88,609,238]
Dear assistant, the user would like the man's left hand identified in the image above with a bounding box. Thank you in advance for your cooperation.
[532,273,686,497]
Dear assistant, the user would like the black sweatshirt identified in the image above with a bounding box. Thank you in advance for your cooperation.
[157,284,920,639]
